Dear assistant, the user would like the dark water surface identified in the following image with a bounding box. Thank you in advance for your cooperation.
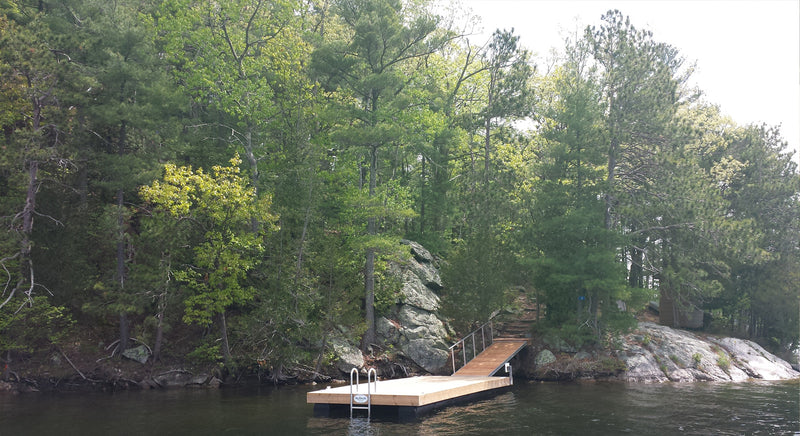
[1,379,798,435]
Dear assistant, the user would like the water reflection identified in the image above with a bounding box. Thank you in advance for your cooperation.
[347,417,374,436]
[0,379,797,435]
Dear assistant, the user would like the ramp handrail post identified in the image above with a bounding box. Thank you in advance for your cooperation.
[471,333,476,360]
[448,319,497,374]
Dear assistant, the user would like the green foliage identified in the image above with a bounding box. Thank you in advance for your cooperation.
[440,231,515,332]
[141,155,278,327]
[538,323,598,351]
[186,342,222,366]
[716,351,731,373]
[0,1,797,375]
[527,46,634,334]
[598,356,628,373]
[0,296,74,354]
[374,262,402,315]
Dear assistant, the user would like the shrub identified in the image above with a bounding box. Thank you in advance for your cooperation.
[0,296,74,355]
[717,352,731,373]
[187,342,222,366]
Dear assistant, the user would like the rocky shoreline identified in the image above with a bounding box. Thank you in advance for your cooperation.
[524,322,799,383]
[2,241,796,394]
[2,320,796,395]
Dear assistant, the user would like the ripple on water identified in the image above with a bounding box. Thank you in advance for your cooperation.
[0,379,797,435]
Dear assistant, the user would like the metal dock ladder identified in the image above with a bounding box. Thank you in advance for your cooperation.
[349,368,377,418]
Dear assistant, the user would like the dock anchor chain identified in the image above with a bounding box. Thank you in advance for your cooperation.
[350,367,377,419]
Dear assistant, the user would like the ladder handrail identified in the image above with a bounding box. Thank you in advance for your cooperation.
[349,368,377,419]
[448,320,494,374]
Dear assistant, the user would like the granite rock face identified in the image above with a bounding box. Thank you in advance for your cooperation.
[617,322,799,382]
[378,241,450,373]
[330,240,451,375]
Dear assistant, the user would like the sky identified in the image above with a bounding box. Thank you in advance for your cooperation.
[457,0,800,163]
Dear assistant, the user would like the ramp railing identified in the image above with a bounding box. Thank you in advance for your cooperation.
[448,320,494,374]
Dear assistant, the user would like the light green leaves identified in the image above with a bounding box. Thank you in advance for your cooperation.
[141,155,278,326]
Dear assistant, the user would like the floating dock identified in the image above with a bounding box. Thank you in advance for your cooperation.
[307,337,528,418]
[308,375,510,406]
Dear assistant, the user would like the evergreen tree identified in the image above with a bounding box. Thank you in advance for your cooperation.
[311,0,443,350]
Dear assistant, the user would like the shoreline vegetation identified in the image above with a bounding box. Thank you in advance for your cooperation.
[2,320,797,395]
[2,0,798,398]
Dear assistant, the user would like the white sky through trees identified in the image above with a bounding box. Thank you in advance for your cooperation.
[459,0,800,163]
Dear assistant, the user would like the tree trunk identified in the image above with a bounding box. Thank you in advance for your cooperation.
[484,113,491,184]
[152,314,163,362]
[116,188,129,356]
[19,161,38,300]
[293,179,314,314]
[628,244,644,288]
[220,310,232,366]
[604,136,618,230]
[116,118,130,357]
[152,290,167,362]
[363,247,376,351]
[362,145,378,351]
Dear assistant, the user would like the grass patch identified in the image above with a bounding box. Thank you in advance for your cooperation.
[669,354,685,368]
[716,351,731,374]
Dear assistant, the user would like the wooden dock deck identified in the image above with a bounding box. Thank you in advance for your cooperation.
[307,375,511,408]
[307,336,528,417]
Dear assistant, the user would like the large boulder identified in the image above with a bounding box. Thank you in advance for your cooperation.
[534,349,556,367]
[397,305,448,341]
[122,345,150,364]
[404,339,450,373]
[329,336,365,374]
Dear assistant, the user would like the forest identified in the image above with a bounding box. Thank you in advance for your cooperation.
[1,0,798,380]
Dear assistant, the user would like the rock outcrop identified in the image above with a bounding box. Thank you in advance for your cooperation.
[617,322,799,382]
[526,322,799,383]
[376,240,450,374]
[329,240,452,375]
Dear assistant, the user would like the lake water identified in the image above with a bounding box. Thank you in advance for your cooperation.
[1,379,798,435]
